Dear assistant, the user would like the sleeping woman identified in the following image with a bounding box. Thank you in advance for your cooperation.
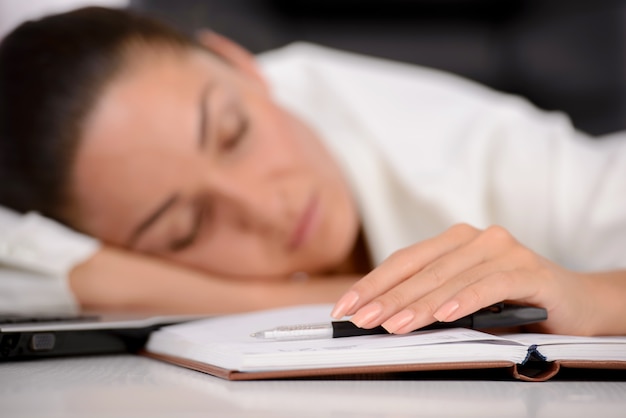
[1,7,625,335]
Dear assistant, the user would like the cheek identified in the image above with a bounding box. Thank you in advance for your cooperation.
[248,102,311,163]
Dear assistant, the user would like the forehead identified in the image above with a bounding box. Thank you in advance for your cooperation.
[69,48,224,240]
[84,48,210,150]
[80,48,232,149]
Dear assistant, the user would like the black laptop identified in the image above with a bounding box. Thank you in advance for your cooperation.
[0,312,202,361]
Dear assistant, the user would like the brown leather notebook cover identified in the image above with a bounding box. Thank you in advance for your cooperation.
[142,350,626,382]
[142,350,517,381]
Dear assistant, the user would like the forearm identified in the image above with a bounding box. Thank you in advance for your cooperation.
[69,246,357,314]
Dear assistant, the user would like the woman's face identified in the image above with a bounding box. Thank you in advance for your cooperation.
[70,46,359,279]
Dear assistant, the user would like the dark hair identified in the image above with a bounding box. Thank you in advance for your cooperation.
[0,6,197,222]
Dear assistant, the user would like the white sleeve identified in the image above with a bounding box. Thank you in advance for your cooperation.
[0,206,100,314]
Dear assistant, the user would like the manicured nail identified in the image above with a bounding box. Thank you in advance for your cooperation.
[433,300,460,322]
[351,302,383,328]
[382,310,415,333]
[331,290,359,319]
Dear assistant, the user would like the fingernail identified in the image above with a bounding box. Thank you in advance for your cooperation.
[382,310,415,334]
[351,302,383,328]
[331,290,359,319]
[433,300,460,322]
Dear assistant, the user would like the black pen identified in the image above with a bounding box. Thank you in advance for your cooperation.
[250,303,547,341]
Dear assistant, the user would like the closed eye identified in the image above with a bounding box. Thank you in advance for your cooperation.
[221,114,249,152]
[169,202,204,252]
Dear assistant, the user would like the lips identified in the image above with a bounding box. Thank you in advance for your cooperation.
[288,195,319,251]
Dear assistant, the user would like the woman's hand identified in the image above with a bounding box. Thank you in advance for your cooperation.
[331,224,608,336]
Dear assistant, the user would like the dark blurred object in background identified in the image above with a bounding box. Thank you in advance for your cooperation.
[130,0,626,136]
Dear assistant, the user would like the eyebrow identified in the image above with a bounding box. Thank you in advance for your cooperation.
[127,194,179,247]
[198,82,213,148]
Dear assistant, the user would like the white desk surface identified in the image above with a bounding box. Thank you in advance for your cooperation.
[1,354,625,418]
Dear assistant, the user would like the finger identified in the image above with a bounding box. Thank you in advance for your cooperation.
[331,224,479,319]
[375,226,541,333]
[349,233,502,328]
[437,270,541,322]
[348,224,525,327]
[347,225,521,327]
[383,265,539,334]
[434,242,552,325]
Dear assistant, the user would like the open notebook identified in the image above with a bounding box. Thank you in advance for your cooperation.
[143,304,626,382]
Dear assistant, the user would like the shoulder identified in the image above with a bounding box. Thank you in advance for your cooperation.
[257,42,504,104]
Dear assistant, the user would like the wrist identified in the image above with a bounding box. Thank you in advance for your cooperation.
[576,270,626,335]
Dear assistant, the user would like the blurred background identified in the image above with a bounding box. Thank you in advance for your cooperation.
[1,0,624,136]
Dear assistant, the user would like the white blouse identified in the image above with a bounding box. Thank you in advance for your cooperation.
[0,206,99,313]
